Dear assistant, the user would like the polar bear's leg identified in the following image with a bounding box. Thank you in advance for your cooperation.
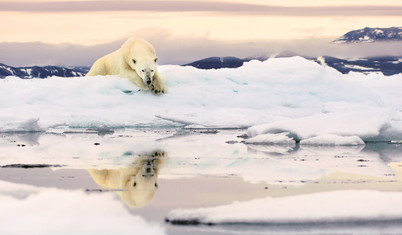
[151,72,167,94]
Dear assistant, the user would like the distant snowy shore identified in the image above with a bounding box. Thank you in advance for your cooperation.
[1,56,402,145]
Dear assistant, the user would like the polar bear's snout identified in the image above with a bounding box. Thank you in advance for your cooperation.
[146,73,152,85]
[142,170,155,177]
[137,68,155,87]
[141,160,155,177]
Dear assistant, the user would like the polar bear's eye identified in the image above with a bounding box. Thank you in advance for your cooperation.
[151,69,154,73]
[133,182,137,187]
[141,69,145,73]
[132,59,136,64]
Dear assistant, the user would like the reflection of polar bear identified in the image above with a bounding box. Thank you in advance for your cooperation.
[87,37,167,94]
[88,151,166,208]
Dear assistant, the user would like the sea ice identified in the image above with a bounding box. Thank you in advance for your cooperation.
[1,56,402,144]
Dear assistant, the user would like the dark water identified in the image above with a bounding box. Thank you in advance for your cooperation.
[0,129,401,234]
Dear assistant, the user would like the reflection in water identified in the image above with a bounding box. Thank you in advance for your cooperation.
[89,151,166,208]
[2,130,402,234]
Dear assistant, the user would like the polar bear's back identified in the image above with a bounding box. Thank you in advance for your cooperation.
[121,37,157,59]
[87,49,121,76]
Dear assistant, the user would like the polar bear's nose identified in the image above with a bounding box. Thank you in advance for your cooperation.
[147,80,151,85]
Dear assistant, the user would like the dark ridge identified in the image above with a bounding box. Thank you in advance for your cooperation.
[316,56,402,76]
[165,218,402,227]
[0,63,89,79]
[1,164,65,168]
[183,56,267,69]
[182,55,401,75]
[165,218,214,226]
[332,27,402,44]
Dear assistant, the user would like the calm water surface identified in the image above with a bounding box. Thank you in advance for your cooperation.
[1,129,401,234]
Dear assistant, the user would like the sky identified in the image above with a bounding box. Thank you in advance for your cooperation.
[0,0,401,66]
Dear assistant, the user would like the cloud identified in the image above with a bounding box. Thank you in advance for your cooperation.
[0,40,123,67]
[0,1,401,16]
[1,31,402,67]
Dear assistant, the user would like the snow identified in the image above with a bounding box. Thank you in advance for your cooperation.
[25,68,32,74]
[374,29,384,35]
[316,56,327,67]
[347,58,369,61]
[343,64,377,70]
[392,59,402,64]
[166,190,402,225]
[1,56,402,145]
[0,180,165,235]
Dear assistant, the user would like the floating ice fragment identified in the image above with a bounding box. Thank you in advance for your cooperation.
[245,132,295,145]
[300,134,365,146]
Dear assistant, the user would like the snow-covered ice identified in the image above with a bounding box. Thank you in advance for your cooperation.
[166,190,402,225]
[1,56,402,144]
[0,180,165,235]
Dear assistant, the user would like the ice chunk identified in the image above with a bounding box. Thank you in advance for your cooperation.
[300,134,365,146]
[248,106,393,143]
[244,132,295,145]
[166,190,402,225]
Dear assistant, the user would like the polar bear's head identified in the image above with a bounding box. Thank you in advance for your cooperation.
[124,160,158,204]
[121,152,166,208]
[131,57,158,87]
[88,151,166,208]
[121,38,159,88]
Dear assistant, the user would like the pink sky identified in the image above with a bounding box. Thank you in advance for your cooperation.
[0,0,401,66]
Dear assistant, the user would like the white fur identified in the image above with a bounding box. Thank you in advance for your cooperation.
[88,151,166,208]
[87,37,167,94]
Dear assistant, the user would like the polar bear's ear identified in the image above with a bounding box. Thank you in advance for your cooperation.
[132,59,136,64]
[154,57,158,63]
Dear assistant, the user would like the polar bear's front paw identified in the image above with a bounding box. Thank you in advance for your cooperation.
[152,88,165,94]
[152,151,166,158]
[151,83,167,95]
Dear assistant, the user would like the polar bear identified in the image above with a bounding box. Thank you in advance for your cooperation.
[87,37,167,94]
[88,151,166,208]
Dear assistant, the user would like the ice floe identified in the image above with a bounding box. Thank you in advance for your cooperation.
[1,56,402,145]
